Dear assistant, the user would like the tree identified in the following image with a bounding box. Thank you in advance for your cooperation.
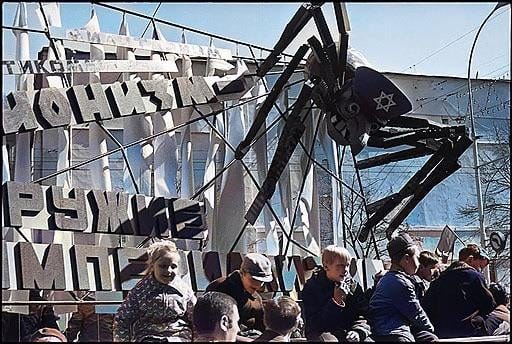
[317,159,392,260]
[459,126,510,286]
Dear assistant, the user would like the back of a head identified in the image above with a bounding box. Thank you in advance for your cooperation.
[489,283,509,306]
[387,233,416,262]
[458,243,490,271]
[458,243,490,261]
[263,296,301,336]
[419,250,440,267]
[458,243,480,262]
[29,328,67,342]
[193,291,237,335]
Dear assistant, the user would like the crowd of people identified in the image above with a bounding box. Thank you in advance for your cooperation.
[2,236,509,342]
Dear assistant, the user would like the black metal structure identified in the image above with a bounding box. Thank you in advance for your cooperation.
[233,2,472,252]
[5,2,473,259]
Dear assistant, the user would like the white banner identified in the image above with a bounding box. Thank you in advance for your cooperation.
[151,27,178,199]
[3,59,180,75]
[49,26,233,60]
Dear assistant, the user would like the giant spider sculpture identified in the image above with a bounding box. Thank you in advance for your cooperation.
[234,3,472,244]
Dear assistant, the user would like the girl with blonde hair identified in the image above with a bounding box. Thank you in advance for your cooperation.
[113,240,196,342]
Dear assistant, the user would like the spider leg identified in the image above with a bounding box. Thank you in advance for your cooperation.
[384,135,471,238]
[257,3,320,77]
[333,2,350,77]
[235,44,310,160]
[307,36,337,94]
[238,4,345,161]
[357,120,472,242]
[245,81,315,225]
[311,6,341,80]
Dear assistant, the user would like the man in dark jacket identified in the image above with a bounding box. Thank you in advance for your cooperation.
[206,253,273,333]
[421,244,496,339]
[301,245,371,342]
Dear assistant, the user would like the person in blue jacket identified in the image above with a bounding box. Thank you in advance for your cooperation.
[301,245,371,342]
[369,233,437,342]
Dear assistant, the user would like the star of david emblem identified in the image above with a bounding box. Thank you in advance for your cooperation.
[373,91,397,112]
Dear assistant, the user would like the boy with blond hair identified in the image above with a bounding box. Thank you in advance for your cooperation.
[301,245,370,341]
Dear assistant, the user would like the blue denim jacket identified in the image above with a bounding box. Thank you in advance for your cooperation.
[369,270,434,340]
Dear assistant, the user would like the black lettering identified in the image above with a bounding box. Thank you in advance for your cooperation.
[19,60,34,74]
[3,60,16,74]
[49,60,64,73]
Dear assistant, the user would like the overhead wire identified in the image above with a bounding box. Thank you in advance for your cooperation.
[410,77,508,115]
[480,64,510,78]
[473,52,509,70]
[92,2,304,62]
[400,7,509,73]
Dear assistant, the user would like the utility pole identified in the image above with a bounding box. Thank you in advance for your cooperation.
[467,2,509,282]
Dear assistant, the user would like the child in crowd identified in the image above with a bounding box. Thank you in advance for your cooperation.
[301,245,371,342]
[413,250,441,300]
[113,240,196,342]
[255,296,303,342]
[369,233,437,342]
[64,292,114,342]
[484,283,509,335]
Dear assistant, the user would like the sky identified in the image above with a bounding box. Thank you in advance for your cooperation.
[1,2,511,91]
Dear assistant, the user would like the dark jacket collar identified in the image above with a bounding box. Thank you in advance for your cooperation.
[446,260,475,272]
[256,329,288,342]
[312,267,336,288]
[226,270,256,300]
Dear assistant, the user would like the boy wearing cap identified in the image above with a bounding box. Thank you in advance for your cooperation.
[206,253,273,334]
[421,243,496,338]
[368,233,437,342]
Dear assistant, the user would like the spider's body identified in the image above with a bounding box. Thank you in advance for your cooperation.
[236,3,471,248]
